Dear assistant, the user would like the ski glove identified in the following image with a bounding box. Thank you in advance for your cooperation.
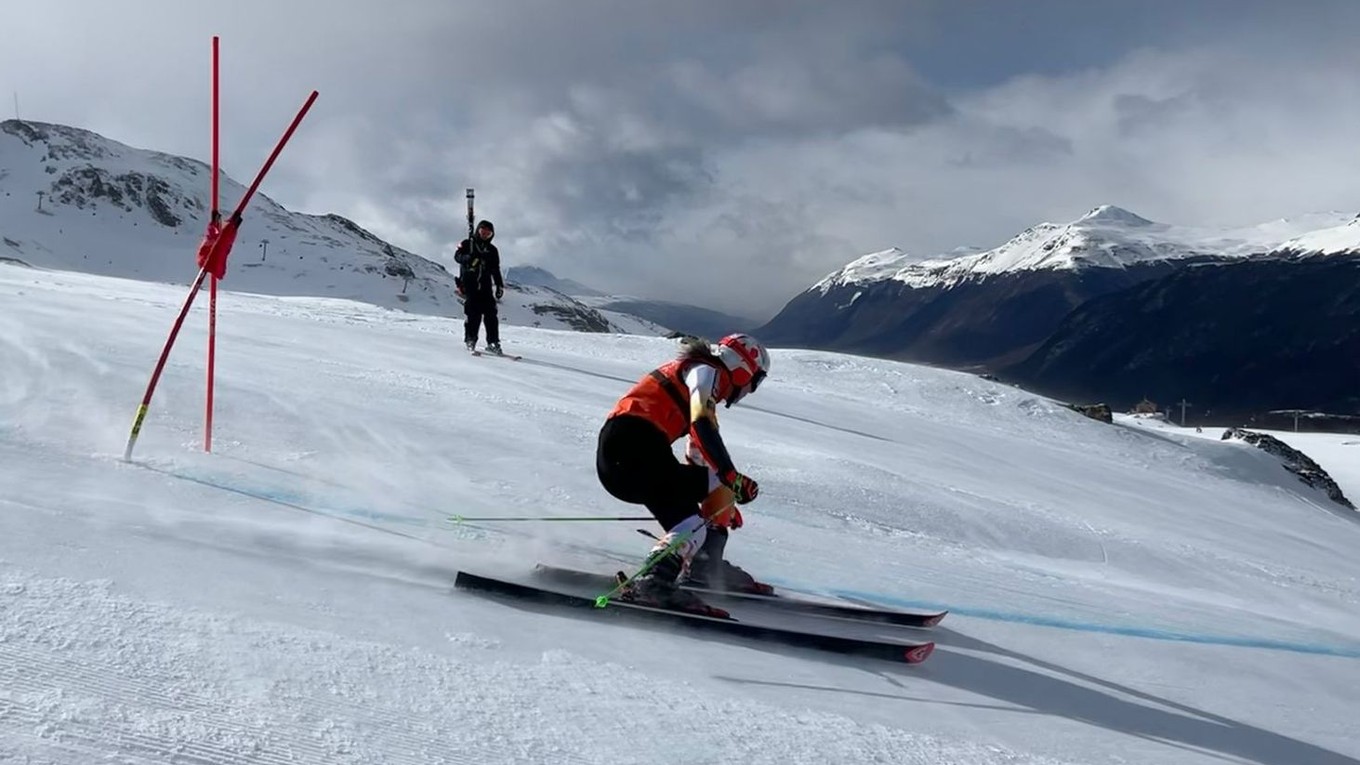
[722,470,759,504]
[495,285,504,300]
[707,506,744,530]
[700,492,744,529]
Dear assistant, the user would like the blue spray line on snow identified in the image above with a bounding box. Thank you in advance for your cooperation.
[156,464,642,566]
[140,463,440,531]
[824,586,1360,659]
[144,463,1360,659]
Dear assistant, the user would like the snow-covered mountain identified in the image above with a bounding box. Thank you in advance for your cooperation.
[0,119,652,336]
[809,246,960,292]
[506,265,609,297]
[1273,213,1360,257]
[573,295,758,340]
[761,205,1358,371]
[762,204,1360,418]
[813,205,1352,293]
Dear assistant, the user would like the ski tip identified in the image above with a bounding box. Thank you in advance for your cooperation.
[922,612,948,628]
[903,642,935,664]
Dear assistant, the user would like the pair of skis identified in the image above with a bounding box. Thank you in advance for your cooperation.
[453,564,943,664]
[468,347,522,361]
[537,565,945,628]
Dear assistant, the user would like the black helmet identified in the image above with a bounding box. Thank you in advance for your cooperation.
[476,220,495,239]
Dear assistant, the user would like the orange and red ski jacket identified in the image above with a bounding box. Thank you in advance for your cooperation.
[607,357,738,477]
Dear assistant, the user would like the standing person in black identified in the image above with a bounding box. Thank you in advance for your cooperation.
[453,220,506,354]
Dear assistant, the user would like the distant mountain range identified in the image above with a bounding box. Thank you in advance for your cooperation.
[0,119,659,337]
[758,205,1360,418]
[10,118,1353,419]
[507,265,757,339]
[506,266,609,297]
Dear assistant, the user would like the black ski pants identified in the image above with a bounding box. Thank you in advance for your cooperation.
[463,291,499,345]
[596,414,709,531]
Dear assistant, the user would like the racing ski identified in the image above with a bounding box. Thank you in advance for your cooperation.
[533,565,946,628]
[454,570,935,664]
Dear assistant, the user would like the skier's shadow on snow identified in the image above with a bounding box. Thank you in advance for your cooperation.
[717,627,1359,765]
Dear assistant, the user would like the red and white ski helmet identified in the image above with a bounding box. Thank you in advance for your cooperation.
[716,333,770,404]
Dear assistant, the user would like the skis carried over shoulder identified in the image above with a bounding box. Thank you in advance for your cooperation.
[454,570,934,664]
[533,564,947,629]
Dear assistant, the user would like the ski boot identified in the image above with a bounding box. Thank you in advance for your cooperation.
[680,527,774,595]
[486,342,504,356]
[465,340,477,353]
[620,551,729,618]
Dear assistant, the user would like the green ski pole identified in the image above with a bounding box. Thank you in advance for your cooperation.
[593,525,700,608]
[448,514,653,523]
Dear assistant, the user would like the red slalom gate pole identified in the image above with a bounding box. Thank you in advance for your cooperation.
[123,88,319,462]
[211,36,220,215]
[205,35,221,453]
[231,91,318,218]
[207,279,217,451]
[124,268,213,461]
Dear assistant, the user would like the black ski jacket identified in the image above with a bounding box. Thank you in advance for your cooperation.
[454,236,503,296]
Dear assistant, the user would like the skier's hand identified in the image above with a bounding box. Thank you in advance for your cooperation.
[721,470,759,504]
[495,285,504,300]
[706,506,743,530]
[700,486,743,529]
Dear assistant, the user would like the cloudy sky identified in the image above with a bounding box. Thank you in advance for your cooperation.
[4,1,1360,320]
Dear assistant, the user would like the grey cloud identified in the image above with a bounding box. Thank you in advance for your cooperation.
[946,125,1073,168]
[665,51,949,137]
[1114,93,1199,136]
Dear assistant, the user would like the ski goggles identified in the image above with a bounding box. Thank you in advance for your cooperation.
[749,368,766,393]
[726,368,766,408]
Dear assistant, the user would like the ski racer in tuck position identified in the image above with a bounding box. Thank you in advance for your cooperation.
[596,333,773,615]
